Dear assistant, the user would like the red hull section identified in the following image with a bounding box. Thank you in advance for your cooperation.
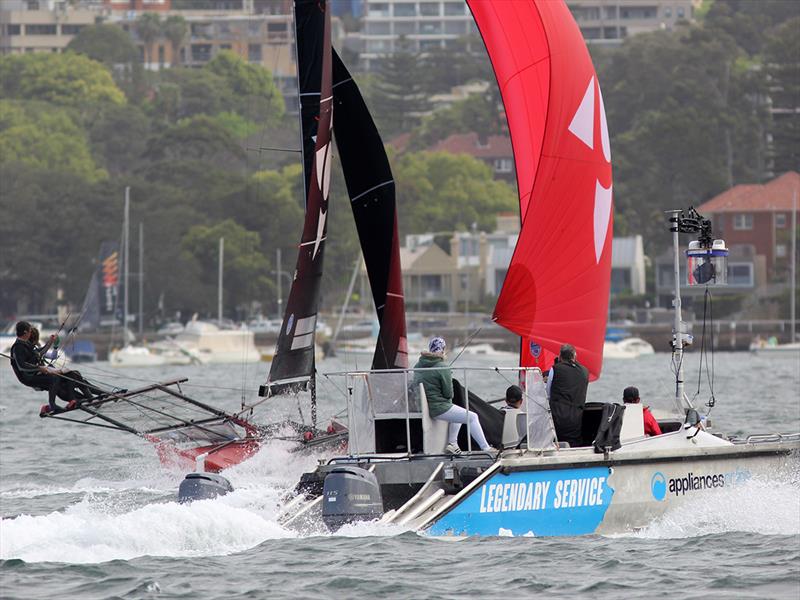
[150,439,261,473]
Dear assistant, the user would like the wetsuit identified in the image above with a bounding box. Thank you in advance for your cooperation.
[10,339,62,411]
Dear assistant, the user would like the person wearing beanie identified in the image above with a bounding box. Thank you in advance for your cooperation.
[622,386,662,437]
[413,336,496,455]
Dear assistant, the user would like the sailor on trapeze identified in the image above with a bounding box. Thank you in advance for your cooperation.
[9,320,102,415]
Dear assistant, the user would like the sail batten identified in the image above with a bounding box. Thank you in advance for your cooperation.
[468,0,613,379]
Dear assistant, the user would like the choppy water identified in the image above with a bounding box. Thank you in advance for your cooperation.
[1,351,799,599]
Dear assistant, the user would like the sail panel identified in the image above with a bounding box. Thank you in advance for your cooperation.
[265,0,333,395]
[331,50,408,369]
[468,0,613,379]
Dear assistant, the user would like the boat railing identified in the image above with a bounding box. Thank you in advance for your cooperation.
[322,366,555,456]
[729,432,800,445]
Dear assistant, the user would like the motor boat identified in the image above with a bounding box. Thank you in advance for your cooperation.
[603,337,656,359]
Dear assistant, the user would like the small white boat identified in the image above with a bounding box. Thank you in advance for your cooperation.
[109,345,170,367]
[603,337,656,359]
[749,337,800,354]
[151,320,261,365]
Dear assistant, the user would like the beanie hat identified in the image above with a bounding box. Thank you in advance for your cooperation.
[428,336,446,355]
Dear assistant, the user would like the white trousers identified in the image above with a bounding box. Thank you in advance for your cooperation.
[435,405,490,450]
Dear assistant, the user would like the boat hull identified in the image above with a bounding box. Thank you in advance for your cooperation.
[423,441,798,537]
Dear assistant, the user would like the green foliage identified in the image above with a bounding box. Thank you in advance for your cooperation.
[137,12,162,65]
[0,101,106,182]
[410,92,503,150]
[163,15,188,66]
[206,50,285,123]
[419,36,494,95]
[393,151,517,234]
[211,111,260,139]
[67,24,139,66]
[88,103,150,174]
[370,44,431,137]
[764,17,800,173]
[181,219,273,314]
[144,115,246,164]
[0,53,125,108]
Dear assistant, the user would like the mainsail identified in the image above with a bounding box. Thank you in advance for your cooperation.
[331,49,408,369]
[468,0,613,379]
[264,0,333,396]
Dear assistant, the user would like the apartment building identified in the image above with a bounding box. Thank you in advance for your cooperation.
[358,0,480,71]
[0,0,97,55]
[568,0,699,44]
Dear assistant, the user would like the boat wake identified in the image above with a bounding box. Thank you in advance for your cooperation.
[631,473,800,539]
[0,439,407,564]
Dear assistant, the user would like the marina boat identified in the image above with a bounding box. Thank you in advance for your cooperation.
[749,337,800,354]
[276,0,799,537]
[602,337,655,359]
[150,320,261,365]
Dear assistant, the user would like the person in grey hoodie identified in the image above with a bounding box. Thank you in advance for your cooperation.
[413,336,494,455]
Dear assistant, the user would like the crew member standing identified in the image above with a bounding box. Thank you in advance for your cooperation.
[547,343,589,447]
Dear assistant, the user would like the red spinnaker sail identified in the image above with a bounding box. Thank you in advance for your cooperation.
[468,0,613,379]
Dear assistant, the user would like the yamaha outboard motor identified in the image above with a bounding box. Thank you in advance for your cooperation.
[322,466,383,531]
[178,472,234,503]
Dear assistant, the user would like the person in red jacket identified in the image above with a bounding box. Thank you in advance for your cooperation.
[622,386,662,437]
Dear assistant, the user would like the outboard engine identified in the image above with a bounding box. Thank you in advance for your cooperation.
[322,466,383,531]
[178,472,233,503]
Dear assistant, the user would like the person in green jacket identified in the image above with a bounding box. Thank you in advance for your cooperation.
[413,336,494,455]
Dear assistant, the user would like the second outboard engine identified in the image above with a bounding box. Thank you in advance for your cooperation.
[322,466,383,531]
[178,472,234,503]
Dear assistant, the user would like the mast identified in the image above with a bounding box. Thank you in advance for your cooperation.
[138,222,144,338]
[123,186,130,343]
[791,192,797,343]
[218,237,224,326]
[668,209,687,410]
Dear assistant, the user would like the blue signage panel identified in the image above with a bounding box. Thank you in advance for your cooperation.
[426,466,614,537]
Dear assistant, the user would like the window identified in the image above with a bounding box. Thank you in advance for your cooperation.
[494,158,513,173]
[191,44,212,62]
[775,213,787,228]
[366,40,390,53]
[369,3,390,17]
[6,24,21,35]
[460,238,479,257]
[727,263,753,287]
[444,21,466,35]
[267,22,287,42]
[460,273,469,290]
[444,2,464,16]
[395,22,415,35]
[394,3,416,17]
[571,6,600,21]
[421,274,442,295]
[420,21,442,34]
[366,22,391,35]
[603,27,619,39]
[611,268,632,294]
[220,43,231,50]
[776,244,787,258]
[419,40,441,51]
[604,6,617,19]
[664,7,672,18]
[677,7,685,18]
[620,6,657,19]
[158,45,165,66]
[657,264,675,288]
[61,24,83,35]
[26,24,57,35]
[733,214,753,230]
[420,2,440,16]
[248,43,262,62]
[581,27,601,39]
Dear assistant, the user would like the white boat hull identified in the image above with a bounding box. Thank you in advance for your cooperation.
[420,432,798,537]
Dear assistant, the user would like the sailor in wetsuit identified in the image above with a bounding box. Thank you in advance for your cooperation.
[9,321,95,415]
[547,343,589,448]
[29,327,101,406]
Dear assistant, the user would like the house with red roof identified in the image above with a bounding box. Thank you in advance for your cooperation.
[654,172,798,315]
[428,133,515,183]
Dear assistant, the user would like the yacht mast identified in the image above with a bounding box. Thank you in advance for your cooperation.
[123,186,130,342]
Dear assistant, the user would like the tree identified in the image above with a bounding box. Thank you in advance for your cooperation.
[144,115,246,165]
[410,92,503,150]
[370,43,431,137]
[88,103,150,175]
[419,36,494,96]
[764,17,800,173]
[67,24,144,101]
[206,50,285,124]
[0,53,125,108]
[181,219,273,315]
[393,151,517,234]
[0,100,107,182]
[136,12,162,67]
[163,15,188,67]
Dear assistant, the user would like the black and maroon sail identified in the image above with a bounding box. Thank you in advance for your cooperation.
[263,0,333,396]
[332,50,408,369]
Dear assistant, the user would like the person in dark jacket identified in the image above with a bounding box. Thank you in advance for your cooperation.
[29,327,99,403]
[547,343,589,447]
[9,321,67,414]
[413,336,495,455]
[622,386,662,437]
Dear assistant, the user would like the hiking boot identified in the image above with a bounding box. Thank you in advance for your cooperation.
[445,443,462,455]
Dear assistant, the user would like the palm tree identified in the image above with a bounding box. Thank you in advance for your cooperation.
[136,12,162,68]
[163,15,188,67]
